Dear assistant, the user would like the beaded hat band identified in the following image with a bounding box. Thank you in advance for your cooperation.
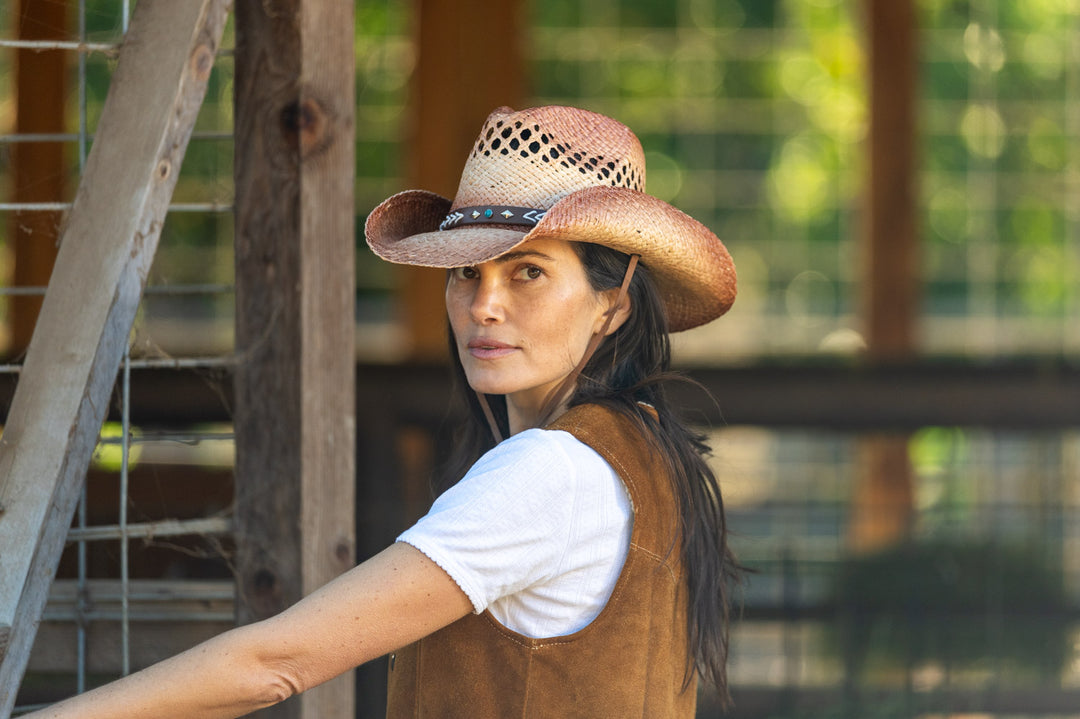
[440,206,546,231]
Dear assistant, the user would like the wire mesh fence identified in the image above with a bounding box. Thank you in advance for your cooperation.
[713,426,1080,718]
[0,2,237,712]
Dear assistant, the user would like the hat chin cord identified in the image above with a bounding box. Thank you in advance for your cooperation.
[475,254,640,444]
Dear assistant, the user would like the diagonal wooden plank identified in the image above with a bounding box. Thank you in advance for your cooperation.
[0,2,230,713]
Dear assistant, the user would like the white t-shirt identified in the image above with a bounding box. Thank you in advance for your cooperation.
[397,428,633,638]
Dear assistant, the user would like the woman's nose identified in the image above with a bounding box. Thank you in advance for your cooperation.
[470,279,506,324]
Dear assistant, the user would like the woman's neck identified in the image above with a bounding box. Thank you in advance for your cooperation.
[505,394,569,435]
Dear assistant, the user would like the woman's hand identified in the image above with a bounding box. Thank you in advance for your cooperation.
[25,542,471,719]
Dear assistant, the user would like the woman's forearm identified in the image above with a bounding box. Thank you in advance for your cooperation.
[24,622,295,719]
[21,543,471,719]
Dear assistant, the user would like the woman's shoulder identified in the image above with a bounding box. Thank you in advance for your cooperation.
[546,403,655,456]
[420,424,623,537]
[549,401,653,431]
[482,423,613,475]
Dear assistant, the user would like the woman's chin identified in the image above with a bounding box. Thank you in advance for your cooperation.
[466,377,511,395]
[462,366,527,397]
[465,377,512,397]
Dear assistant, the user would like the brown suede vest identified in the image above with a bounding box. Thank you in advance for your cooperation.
[386,403,697,718]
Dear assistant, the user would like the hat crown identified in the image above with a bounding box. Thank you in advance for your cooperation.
[452,106,647,211]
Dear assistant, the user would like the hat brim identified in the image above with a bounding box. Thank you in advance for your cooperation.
[529,185,736,331]
[365,189,530,268]
[365,187,736,331]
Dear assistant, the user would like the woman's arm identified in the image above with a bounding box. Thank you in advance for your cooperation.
[25,542,472,719]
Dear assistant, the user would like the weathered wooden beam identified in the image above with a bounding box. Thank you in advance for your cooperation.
[0,3,229,714]
[673,362,1080,430]
[3,361,1079,432]
[233,0,356,716]
[140,357,1080,431]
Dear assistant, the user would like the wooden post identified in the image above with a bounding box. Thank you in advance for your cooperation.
[233,0,356,716]
[401,0,527,358]
[864,0,918,360]
[851,0,919,553]
[8,0,68,356]
[0,4,228,714]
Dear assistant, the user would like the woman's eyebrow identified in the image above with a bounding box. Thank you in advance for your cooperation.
[494,250,556,264]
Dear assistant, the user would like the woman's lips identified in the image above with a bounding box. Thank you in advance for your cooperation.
[467,338,518,360]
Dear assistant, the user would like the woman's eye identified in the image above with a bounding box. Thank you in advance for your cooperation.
[453,266,479,280]
[518,265,542,280]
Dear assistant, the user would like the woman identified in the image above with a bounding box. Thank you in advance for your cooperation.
[26,105,738,718]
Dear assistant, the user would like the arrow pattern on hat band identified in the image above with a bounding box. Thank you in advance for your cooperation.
[440,205,547,231]
[440,212,464,229]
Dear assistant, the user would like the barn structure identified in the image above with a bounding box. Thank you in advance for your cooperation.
[2,1,1079,717]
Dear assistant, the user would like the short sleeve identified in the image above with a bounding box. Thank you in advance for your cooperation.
[397,429,596,615]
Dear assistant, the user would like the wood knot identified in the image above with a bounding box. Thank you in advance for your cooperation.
[335,541,352,564]
[155,159,171,182]
[280,98,332,156]
[253,568,277,594]
[190,44,215,83]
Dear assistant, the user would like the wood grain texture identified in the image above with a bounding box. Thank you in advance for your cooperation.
[0,3,229,714]
[233,0,356,716]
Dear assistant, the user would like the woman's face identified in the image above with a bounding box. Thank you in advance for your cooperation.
[446,238,621,432]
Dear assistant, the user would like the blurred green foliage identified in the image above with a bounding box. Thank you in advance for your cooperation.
[531,0,1077,354]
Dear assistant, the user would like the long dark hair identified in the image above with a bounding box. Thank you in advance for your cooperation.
[437,242,741,704]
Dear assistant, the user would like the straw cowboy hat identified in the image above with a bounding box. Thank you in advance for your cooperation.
[364,105,736,331]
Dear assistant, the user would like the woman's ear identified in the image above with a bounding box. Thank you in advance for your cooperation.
[597,287,632,336]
